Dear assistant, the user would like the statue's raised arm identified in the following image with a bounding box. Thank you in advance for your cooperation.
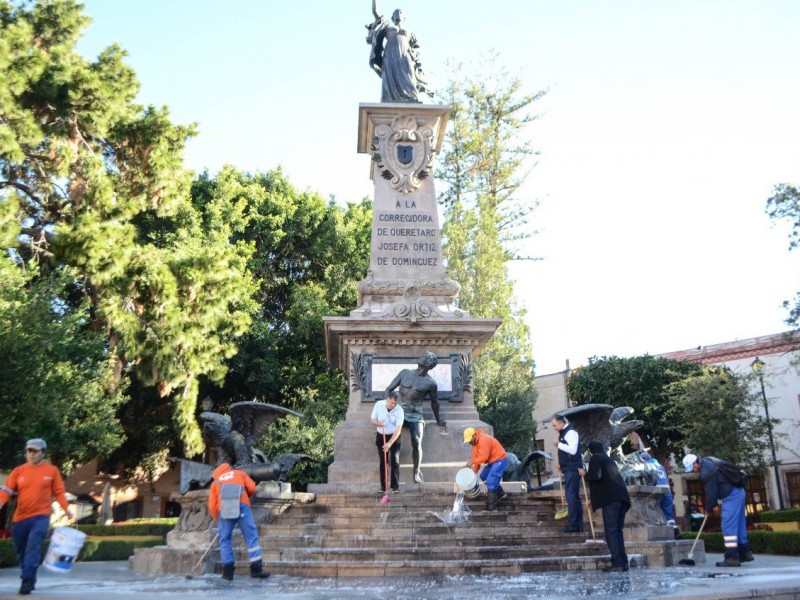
[365,2,433,103]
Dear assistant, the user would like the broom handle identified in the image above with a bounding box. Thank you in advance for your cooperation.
[581,474,596,540]
[689,513,709,555]
[194,531,219,573]
[559,474,566,508]
[383,425,389,494]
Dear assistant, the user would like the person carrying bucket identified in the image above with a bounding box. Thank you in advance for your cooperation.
[0,438,74,595]
[463,427,509,511]
[208,463,270,581]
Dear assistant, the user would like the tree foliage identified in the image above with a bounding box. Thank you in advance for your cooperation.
[567,356,699,463]
[0,257,125,474]
[194,167,373,487]
[1,0,258,476]
[662,365,773,470]
[436,56,545,455]
[766,181,800,327]
[567,355,774,469]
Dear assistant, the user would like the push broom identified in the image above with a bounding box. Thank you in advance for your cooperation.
[380,426,391,505]
[581,475,603,544]
[186,532,219,579]
[679,513,708,566]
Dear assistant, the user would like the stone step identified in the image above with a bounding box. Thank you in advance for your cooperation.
[281,499,556,513]
[308,492,557,507]
[260,542,610,563]
[262,519,584,537]
[261,531,597,549]
[248,554,644,577]
[271,510,559,526]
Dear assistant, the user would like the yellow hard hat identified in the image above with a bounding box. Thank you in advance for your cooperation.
[463,427,476,444]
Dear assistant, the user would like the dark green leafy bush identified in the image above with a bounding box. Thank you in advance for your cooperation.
[77,537,164,561]
[759,509,800,523]
[0,536,164,567]
[679,531,800,555]
[75,523,174,536]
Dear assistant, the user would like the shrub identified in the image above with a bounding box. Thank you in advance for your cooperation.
[78,537,164,561]
[679,530,800,555]
[0,536,164,567]
[760,509,800,523]
[0,541,17,568]
[117,518,178,526]
[75,523,174,537]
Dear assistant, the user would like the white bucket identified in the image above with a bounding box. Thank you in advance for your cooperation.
[455,468,481,498]
[44,527,87,573]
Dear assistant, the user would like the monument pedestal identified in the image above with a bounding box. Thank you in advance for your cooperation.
[311,103,501,493]
[312,317,500,493]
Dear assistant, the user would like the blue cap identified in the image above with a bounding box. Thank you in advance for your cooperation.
[25,438,47,451]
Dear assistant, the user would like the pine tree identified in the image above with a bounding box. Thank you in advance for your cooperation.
[1,0,257,472]
[436,56,546,455]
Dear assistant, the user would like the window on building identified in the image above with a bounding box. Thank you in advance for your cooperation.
[112,499,142,522]
[786,472,800,508]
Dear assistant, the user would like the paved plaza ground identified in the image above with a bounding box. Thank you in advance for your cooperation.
[0,553,798,600]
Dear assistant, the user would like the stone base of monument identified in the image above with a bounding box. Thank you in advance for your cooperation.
[309,414,489,493]
[129,482,315,575]
[130,483,702,576]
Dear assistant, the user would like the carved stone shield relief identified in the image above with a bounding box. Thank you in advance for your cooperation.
[372,114,435,194]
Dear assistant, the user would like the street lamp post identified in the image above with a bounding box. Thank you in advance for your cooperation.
[750,357,784,511]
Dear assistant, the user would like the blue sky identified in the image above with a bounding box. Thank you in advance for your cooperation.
[76,1,800,374]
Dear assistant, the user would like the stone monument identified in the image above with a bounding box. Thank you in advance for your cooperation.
[310,5,501,493]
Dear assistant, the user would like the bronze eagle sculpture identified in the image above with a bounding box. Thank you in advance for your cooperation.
[175,401,311,493]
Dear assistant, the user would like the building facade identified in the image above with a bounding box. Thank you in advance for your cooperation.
[533,331,800,518]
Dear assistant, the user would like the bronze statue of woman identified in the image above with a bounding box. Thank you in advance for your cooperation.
[365,1,433,103]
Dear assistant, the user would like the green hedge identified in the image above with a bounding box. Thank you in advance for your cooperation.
[119,518,178,525]
[75,523,174,537]
[78,537,164,561]
[0,540,17,567]
[0,536,164,568]
[760,509,800,523]
[679,530,800,555]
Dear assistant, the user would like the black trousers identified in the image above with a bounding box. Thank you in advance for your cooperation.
[376,431,401,491]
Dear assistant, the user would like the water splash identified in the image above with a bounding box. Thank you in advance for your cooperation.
[429,491,471,525]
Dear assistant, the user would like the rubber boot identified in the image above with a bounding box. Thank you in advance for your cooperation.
[738,544,754,562]
[250,559,271,579]
[497,485,508,502]
[222,563,235,580]
[486,490,499,511]
[19,579,34,595]
[716,554,741,567]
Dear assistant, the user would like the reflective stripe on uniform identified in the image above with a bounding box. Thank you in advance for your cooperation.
[724,535,738,548]
[247,545,262,560]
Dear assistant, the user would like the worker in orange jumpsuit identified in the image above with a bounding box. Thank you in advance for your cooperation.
[208,463,270,580]
[0,438,74,595]
[463,427,509,511]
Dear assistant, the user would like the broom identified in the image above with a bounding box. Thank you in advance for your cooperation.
[581,475,603,544]
[555,475,568,520]
[186,531,219,579]
[379,426,391,505]
[679,513,708,566]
